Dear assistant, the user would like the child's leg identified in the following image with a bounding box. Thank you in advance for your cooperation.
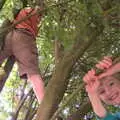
[12,30,45,103]
[28,74,45,103]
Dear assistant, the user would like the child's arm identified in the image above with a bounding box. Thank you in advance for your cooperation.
[83,70,107,118]
[87,89,107,118]
[83,57,119,120]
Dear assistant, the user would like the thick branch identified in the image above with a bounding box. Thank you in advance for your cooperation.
[50,83,84,120]
[35,21,104,120]
[0,56,15,92]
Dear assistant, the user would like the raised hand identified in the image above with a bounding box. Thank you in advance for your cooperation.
[83,69,100,94]
[95,56,112,70]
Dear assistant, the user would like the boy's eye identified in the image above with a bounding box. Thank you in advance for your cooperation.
[99,90,105,94]
[109,82,114,86]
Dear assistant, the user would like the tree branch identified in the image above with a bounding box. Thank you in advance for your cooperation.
[0,56,15,92]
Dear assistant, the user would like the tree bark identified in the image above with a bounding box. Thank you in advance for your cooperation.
[35,21,104,120]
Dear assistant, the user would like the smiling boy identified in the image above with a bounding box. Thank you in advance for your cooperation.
[83,57,120,120]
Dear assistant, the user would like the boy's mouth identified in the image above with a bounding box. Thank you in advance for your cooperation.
[109,92,118,101]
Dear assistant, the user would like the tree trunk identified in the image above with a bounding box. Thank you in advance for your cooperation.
[35,23,104,120]
[0,56,15,92]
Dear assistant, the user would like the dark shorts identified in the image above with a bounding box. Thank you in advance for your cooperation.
[0,29,40,78]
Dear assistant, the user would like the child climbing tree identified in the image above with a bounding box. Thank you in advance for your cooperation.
[83,57,120,120]
[0,0,45,103]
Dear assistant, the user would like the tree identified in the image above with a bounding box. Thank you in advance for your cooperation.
[0,0,120,120]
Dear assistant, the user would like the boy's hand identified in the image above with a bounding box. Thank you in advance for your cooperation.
[83,69,100,94]
[83,56,113,94]
[95,56,112,70]
[85,79,100,94]
[95,56,120,79]
[99,62,120,79]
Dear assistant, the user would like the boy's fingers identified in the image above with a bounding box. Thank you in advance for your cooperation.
[85,74,91,82]
[88,70,93,77]
[102,59,112,64]
[102,60,112,67]
[83,75,89,83]
[96,64,104,70]
[85,85,89,92]
[104,56,112,62]
[88,69,96,77]
[83,69,97,84]
[99,62,111,68]
[96,56,113,70]
[83,71,91,82]
[96,61,112,69]
[83,74,92,84]
[91,69,96,75]
[102,57,112,66]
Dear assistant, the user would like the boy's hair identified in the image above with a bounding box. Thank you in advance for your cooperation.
[113,56,120,64]
[112,72,120,81]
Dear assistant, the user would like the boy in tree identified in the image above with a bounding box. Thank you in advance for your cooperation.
[83,57,120,120]
[0,6,45,103]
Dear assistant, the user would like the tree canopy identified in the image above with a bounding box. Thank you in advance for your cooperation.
[0,0,120,120]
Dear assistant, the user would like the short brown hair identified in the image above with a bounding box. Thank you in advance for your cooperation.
[112,72,120,81]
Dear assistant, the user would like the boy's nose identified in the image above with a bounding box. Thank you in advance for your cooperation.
[105,87,111,95]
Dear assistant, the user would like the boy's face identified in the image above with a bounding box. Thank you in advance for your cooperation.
[97,76,120,105]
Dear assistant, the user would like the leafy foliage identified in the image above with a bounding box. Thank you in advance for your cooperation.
[0,0,120,120]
